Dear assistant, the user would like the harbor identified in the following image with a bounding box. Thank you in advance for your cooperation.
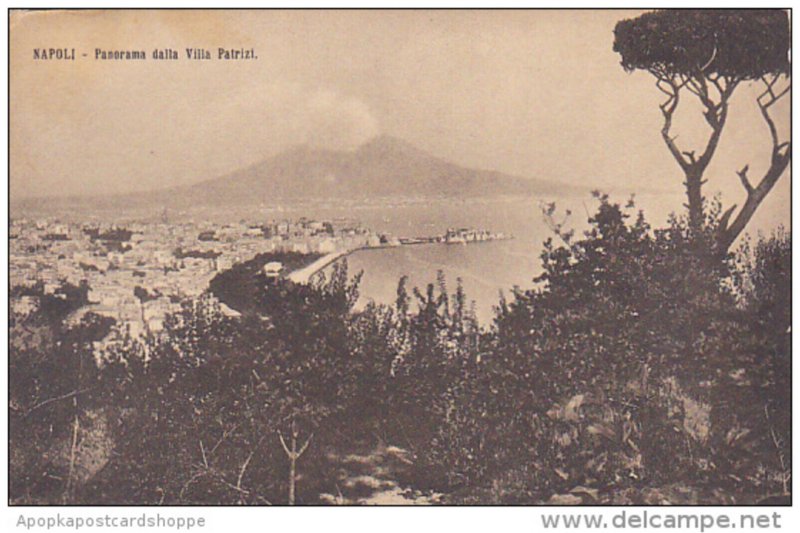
[287,227,513,284]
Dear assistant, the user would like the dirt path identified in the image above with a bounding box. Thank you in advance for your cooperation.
[319,444,442,505]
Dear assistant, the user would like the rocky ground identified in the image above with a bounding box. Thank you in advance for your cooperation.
[319,443,442,505]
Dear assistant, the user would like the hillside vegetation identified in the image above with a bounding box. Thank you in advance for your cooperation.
[9,195,790,505]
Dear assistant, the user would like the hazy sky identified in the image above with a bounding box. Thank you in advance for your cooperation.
[9,9,790,225]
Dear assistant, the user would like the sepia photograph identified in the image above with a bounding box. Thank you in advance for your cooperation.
[6,7,792,509]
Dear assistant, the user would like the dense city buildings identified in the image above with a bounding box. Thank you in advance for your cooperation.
[10,216,508,353]
[10,217,379,346]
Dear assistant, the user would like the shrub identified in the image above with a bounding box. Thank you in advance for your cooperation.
[419,194,749,500]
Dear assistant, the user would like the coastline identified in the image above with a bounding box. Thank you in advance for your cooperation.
[287,236,514,285]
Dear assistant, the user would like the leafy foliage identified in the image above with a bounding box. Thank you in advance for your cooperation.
[9,305,114,504]
[710,229,791,494]
[88,264,365,504]
[208,251,322,315]
[614,10,790,79]
[404,195,790,503]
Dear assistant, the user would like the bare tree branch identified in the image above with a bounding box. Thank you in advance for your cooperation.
[237,451,255,491]
[209,424,239,455]
[199,440,209,469]
[63,409,80,503]
[211,471,271,505]
[278,431,291,457]
[655,77,690,171]
[297,433,314,458]
[181,462,272,505]
[699,41,718,72]
[708,75,726,100]
[764,404,790,495]
[736,165,753,194]
[24,388,93,418]
[718,77,790,252]
[237,435,266,492]
[179,470,207,501]
[758,76,790,148]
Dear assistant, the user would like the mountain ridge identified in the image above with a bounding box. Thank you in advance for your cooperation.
[12,135,586,213]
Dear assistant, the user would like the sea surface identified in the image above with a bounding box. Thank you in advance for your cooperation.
[314,194,687,324]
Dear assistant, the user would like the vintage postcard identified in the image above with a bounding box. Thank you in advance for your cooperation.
[7,8,791,509]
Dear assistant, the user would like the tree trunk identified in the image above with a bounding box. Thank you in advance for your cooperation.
[684,166,705,237]
[279,423,312,506]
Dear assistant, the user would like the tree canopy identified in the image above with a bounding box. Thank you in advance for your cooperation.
[614,10,790,80]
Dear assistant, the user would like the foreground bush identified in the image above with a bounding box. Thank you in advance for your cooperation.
[409,195,790,503]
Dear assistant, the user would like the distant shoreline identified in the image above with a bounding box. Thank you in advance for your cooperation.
[10,190,684,220]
